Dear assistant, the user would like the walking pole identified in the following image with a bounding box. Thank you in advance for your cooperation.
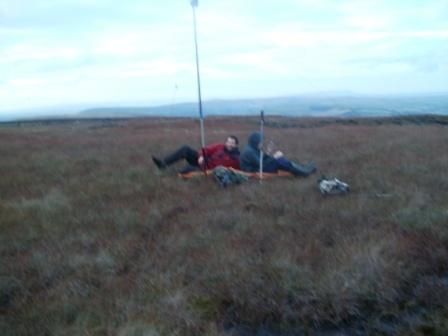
[190,0,207,175]
[259,110,265,183]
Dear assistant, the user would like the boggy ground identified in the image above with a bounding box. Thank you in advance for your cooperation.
[1,116,448,335]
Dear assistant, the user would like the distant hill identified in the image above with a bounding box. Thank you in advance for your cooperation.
[78,94,448,119]
[2,94,447,122]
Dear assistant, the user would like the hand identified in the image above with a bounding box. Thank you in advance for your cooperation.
[198,156,204,165]
[273,151,284,159]
[266,140,275,155]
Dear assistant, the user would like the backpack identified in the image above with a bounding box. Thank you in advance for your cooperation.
[318,176,350,195]
[213,166,249,188]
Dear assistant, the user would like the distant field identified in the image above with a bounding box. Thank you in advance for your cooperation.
[1,116,448,335]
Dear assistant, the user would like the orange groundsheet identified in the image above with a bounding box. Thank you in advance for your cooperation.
[179,168,294,179]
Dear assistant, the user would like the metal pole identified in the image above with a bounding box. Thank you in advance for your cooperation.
[191,3,206,144]
[259,110,265,182]
[191,0,207,173]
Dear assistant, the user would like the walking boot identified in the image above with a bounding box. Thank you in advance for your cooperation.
[152,156,167,169]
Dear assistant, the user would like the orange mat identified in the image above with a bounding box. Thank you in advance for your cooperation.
[179,168,294,179]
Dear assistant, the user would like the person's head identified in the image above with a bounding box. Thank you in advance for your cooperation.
[225,135,239,151]
[248,132,261,150]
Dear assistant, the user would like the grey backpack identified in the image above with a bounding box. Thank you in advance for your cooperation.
[318,176,350,195]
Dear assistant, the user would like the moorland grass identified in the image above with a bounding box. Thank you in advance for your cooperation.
[1,116,448,335]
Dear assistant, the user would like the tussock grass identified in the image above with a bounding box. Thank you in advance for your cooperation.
[1,116,448,335]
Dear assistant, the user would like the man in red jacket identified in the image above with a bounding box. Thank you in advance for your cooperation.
[152,135,240,173]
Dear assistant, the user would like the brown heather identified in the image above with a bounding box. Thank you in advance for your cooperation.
[1,116,448,335]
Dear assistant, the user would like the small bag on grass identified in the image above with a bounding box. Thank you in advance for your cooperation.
[318,176,350,195]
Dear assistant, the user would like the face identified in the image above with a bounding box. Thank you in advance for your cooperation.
[225,137,237,151]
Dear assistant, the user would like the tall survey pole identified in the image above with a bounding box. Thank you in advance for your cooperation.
[190,0,207,171]
[259,110,265,183]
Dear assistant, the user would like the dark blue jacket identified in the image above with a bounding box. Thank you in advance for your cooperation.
[240,132,278,172]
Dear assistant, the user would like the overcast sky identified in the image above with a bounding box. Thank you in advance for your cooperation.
[0,0,447,114]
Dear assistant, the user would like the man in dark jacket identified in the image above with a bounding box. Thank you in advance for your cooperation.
[152,135,240,173]
[240,132,316,176]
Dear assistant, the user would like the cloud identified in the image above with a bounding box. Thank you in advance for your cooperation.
[1,43,81,63]
[344,14,393,30]
[8,78,50,87]
[113,59,189,79]
[1,0,447,113]
[263,28,448,48]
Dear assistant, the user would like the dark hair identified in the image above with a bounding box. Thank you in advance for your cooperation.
[227,135,239,145]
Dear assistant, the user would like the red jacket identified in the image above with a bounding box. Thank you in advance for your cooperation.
[199,143,240,170]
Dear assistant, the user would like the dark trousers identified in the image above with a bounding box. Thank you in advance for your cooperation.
[258,156,293,173]
[276,157,316,176]
[164,146,199,167]
[275,157,295,171]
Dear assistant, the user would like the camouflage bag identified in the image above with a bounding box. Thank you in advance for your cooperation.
[318,176,350,195]
[213,166,249,188]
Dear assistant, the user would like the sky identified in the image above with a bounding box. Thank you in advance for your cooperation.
[0,0,447,115]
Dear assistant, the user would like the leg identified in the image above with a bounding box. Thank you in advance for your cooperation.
[276,157,317,177]
[262,155,281,173]
[152,145,199,169]
[164,146,199,166]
